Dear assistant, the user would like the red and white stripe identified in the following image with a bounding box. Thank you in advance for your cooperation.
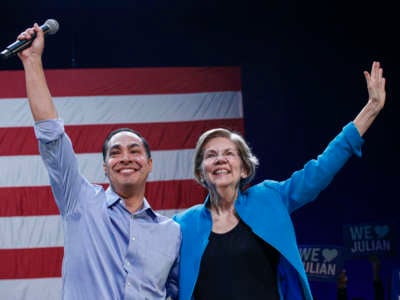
[0,66,244,299]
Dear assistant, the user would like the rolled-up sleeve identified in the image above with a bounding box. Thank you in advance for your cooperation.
[34,119,65,143]
[33,119,88,216]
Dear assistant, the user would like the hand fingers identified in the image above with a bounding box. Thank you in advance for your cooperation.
[17,23,42,41]
[367,61,386,86]
[33,23,44,38]
[372,61,385,80]
[17,27,35,40]
[371,61,378,79]
[363,70,370,83]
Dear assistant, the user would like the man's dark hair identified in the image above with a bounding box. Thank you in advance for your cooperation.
[102,128,151,161]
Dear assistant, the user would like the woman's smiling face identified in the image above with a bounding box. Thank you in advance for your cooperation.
[201,137,247,190]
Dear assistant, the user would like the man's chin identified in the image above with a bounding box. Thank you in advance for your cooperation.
[111,181,137,192]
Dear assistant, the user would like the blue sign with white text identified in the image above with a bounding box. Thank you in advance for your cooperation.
[343,223,396,257]
[299,244,344,281]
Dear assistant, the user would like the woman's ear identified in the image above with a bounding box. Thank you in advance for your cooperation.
[199,172,208,185]
[240,167,249,179]
[197,168,204,182]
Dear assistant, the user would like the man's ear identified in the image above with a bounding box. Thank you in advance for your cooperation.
[103,162,108,177]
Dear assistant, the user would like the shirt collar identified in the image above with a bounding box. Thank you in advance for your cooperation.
[105,186,159,222]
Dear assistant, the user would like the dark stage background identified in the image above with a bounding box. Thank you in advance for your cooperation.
[1,1,399,299]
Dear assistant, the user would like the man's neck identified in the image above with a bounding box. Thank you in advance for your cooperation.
[123,196,145,214]
[112,184,146,213]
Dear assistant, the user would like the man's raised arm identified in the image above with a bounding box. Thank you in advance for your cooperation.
[17,23,57,121]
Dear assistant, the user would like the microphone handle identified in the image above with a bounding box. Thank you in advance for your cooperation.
[1,24,50,60]
[1,34,36,59]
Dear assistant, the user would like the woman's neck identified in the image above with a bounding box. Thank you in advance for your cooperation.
[210,186,238,213]
[209,191,240,233]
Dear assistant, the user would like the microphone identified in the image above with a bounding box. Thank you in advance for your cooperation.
[0,19,59,60]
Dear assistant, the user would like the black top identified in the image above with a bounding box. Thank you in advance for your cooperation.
[193,220,280,300]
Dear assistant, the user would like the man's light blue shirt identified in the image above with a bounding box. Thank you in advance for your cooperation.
[34,119,181,300]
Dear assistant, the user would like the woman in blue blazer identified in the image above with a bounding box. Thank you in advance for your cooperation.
[173,61,386,300]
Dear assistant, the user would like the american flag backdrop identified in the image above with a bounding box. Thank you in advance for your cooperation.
[0,66,244,299]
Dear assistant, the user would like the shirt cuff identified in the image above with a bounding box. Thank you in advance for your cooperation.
[343,122,364,158]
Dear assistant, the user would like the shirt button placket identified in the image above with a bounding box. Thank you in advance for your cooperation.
[125,214,136,297]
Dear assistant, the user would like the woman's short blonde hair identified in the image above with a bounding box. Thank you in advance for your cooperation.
[193,128,259,191]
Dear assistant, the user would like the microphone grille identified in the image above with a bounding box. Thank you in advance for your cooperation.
[45,19,60,35]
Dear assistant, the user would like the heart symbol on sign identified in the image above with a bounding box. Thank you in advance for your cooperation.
[322,249,338,262]
[374,225,389,238]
